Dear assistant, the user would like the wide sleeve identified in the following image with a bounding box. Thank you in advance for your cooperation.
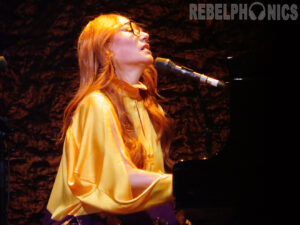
[66,92,173,215]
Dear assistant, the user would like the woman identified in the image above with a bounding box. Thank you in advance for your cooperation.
[43,13,178,225]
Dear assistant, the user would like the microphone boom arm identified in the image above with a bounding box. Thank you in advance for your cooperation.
[154,57,226,88]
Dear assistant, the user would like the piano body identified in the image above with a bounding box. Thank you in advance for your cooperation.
[173,53,265,225]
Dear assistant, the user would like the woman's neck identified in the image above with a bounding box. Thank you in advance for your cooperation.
[115,63,144,84]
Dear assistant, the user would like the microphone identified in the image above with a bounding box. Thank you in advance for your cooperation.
[0,56,7,71]
[154,57,226,88]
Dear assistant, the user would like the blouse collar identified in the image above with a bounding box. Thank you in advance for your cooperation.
[111,78,147,100]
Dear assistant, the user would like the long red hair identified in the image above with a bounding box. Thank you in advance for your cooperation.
[58,13,174,169]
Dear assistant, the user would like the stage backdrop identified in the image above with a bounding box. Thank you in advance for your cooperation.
[0,0,280,224]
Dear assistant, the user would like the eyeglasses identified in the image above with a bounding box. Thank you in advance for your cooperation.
[120,21,143,37]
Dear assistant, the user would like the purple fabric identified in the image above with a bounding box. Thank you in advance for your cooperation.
[43,203,179,225]
[43,210,107,225]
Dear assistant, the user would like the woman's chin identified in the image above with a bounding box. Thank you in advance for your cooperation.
[140,49,153,60]
[142,53,154,65]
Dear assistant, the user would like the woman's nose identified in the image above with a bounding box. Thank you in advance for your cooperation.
[139,31,149,42]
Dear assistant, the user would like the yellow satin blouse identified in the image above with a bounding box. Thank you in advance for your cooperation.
[46,81,173,221]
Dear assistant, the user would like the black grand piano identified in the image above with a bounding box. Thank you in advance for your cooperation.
[172,53,266,225]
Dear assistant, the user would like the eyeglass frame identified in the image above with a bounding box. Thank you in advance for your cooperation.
[120,20,143,37]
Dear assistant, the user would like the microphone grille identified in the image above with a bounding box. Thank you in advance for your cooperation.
[154,57,171,73]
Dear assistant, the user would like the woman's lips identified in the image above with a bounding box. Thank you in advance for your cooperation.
[141,43,150,50]
[140,43,151,55]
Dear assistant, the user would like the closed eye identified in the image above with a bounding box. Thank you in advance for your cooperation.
[120,24,133,33]
[119,21,147,36]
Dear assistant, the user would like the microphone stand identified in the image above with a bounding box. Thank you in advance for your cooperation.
[192,82,214,158]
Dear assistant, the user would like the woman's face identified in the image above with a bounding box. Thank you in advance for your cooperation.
[110,17,153,73]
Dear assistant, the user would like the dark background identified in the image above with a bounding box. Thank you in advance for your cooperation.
[0,0,298,224]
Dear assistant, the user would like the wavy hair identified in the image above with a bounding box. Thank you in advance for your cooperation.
[58,13,174,169]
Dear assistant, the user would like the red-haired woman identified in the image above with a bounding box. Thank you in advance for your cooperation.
[43,13,178,225]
